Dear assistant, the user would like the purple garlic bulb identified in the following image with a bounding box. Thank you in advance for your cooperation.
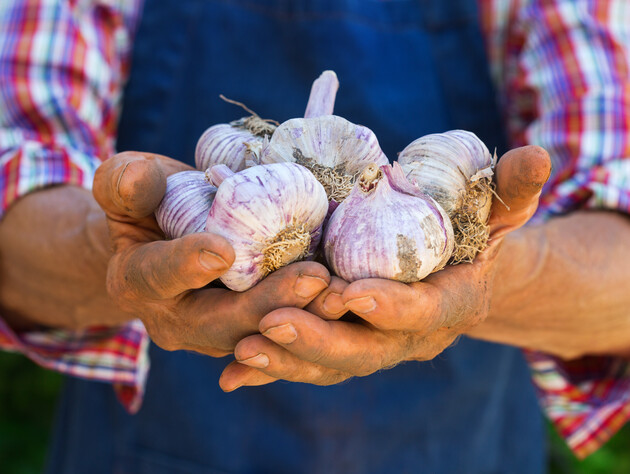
[260,71,387,210]
[324,163,454,283]
[155,171,217,240]
[206,162,328,291]
[260,115,389,208]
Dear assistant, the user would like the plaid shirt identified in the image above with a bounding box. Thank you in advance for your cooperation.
[0,0,629,458]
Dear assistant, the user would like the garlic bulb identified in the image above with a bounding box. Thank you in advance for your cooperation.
[155,171,217,240]
[324,163,454,283]
[260,115,389,205]
[195,121,273,172]
[398,130,495,263]
[206,162,328,291]
[195,96,278,173]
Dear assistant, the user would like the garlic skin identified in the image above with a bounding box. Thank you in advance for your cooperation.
[324,163,454,283]
[155,171,217,240]
[260,115,389,204]
[195,118,275,172]
[206,162,328,291]
[398,130,495,263]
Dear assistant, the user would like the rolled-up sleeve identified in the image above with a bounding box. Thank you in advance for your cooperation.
[480,0,630,458]
[0,0,148,413]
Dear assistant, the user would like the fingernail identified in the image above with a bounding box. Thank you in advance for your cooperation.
[294,275,328,298]
[224,383,242,393]
[199,250,228,272]
[115,160,133,196]
[345,296,377,314]
[263,323,297,345]
[237,353,269,369]
[322,293,345,315]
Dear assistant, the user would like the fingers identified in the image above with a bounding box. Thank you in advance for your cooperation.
[178,261,331,349]
[490,145,552,238]
[304,276,349,320]
[93,151,192,220]
[235,261,331,317]
[219,360,279,392]
[108,232,235,300]
[340,278,443,332]
[222,335,352,389]
[254,308,398,376]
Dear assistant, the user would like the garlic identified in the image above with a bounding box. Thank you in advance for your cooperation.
[155,171,217,240]
[260,115,389,205]
[398,130,495,263]
[260,70,387,206]
[206,162,328,291]
[195,97,277,172]
[323,163,454,283]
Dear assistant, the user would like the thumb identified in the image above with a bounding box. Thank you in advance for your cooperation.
[489,145,551,240]
[93,151,193,221]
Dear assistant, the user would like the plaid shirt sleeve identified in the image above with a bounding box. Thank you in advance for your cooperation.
[480,0,630,458]
[0,0,148,413]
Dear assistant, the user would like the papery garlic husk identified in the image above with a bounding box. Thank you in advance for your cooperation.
[260,115,389,206]
[398,130,495,264]
[206,162,328,291]
[155,171,217,240]
[195,116,276,172]
[324,163,454,283]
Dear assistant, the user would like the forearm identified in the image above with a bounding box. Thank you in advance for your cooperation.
[0,185,131,330]
[469,210,630,359]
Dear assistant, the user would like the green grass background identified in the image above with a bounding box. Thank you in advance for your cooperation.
[1,351,629,473]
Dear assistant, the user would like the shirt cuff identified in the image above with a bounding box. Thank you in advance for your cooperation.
[525,350,630,458]
[0,317,150,413]
[0,141,103,218]
[539,160,630,218]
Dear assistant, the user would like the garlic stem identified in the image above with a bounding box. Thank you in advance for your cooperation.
[304,70,339,118]
[207,164,235,187]
[359,164,382,192]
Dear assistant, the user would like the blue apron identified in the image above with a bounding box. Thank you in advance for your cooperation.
[46,1,544,472]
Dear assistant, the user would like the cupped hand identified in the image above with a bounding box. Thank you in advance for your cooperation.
[219,145,551,390]
[93,152,334,357]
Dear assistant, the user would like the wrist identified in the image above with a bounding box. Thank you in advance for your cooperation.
[0,185,131,330]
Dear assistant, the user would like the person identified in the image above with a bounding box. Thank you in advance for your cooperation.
[0,0,629,472]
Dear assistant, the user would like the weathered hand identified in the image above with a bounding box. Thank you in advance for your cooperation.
[93,151,333,356]
[219,145,551,389]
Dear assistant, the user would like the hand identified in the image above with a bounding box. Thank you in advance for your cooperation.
[93,152,334,356]
[219,145,552,389]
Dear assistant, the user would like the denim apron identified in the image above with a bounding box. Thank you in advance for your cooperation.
[46,0,545,472]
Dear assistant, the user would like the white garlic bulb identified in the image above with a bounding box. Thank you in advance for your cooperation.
[206,162,328,291]
[260,115,389,205]
[155,171,217,240]
[398,130,495,263]
[324,163,454,283]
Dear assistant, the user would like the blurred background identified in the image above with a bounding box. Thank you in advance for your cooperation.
[1,351,629,474]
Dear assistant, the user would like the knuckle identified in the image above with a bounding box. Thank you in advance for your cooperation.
[146,324,182,352]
